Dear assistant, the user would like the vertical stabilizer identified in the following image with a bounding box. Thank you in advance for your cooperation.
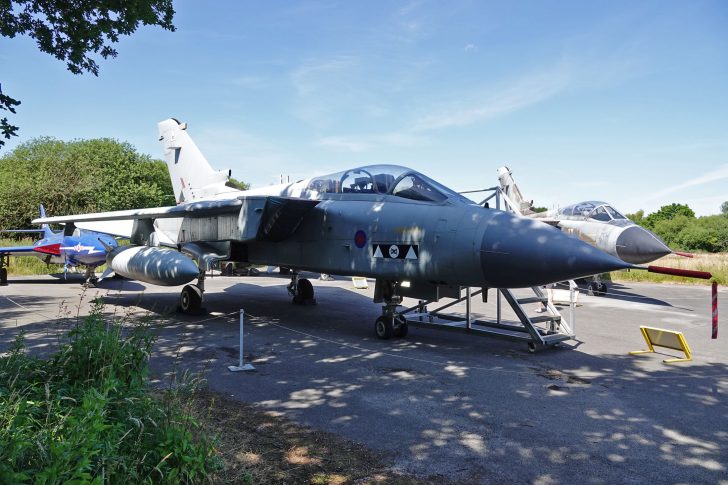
[158,119,242,203]
[39,204,55,238]
[497,166,534,215]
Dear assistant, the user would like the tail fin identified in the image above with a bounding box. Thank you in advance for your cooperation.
[157,118,241,203]
[497,166,534,215]
[39,204,55,238]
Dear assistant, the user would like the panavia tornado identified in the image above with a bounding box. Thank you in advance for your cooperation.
[497,166,672,264]
[35,119,641,338]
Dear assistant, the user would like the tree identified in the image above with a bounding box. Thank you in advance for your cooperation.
[643,203,695,229]
[0,1,175,148]
[0,137,173,230]
[721,201,728,216]
[626,209,644,225]
[227,176,250,191]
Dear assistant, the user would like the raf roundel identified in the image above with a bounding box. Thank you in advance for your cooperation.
[354,230,367,248]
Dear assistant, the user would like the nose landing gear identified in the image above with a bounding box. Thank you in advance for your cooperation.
[375,292,408,339]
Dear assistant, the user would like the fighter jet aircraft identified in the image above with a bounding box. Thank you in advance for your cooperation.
[0,205,118,286]
[496,166,676,294]
[35,119,644,338]
[497,166,672,265]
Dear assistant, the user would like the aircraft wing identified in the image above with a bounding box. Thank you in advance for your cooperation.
[536,218,561,227]
[0,245,39,257]
[33,196,320,244]
[33,199,243,224]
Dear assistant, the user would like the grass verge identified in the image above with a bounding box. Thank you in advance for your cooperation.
[610,253,727,285]
[0,300,219,483]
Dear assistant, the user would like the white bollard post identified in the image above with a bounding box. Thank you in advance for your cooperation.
[228,309,255,372]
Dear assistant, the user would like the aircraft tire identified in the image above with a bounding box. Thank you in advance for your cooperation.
[597,283,608,296]
[293,278,315,304]
[393,316,408,338]
[375,316,394,339]
[180,284,203,313]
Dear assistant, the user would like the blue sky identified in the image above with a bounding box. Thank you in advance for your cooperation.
[2,0,727,215]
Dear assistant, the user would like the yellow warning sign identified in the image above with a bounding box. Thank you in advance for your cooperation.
[352,277,369,289]
[629,326,692,363]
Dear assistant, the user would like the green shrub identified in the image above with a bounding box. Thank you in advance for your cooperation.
[0,302,217,483]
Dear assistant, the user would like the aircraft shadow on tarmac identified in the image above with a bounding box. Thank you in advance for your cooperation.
[1,286,726,483]
[4,273,89,285]
[569,282,691,310]
[142,303,727,483]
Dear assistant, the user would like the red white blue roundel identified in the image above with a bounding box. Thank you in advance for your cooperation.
[354,230,367,248]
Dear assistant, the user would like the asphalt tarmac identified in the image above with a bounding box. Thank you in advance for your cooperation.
[1,272,727,484]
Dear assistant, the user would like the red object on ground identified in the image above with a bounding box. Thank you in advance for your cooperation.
[32,243,61,256]
[647,265,712,280]
[713,282,718,340]
[673,251,695,258]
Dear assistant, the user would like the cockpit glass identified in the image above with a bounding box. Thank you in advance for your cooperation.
[605,206,627,220]
[589,206,612,222]
[306,164,475,204]
[391,174,448,202]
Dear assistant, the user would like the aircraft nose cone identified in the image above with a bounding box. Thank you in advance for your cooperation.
[615,226,671,264]
[479,211,630,288]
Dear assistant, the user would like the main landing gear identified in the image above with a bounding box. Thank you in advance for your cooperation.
[178,269,206,314]
[288,272,316,305]
[82,267,99,288]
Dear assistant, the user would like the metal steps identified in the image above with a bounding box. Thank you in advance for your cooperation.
[400,284,577,351]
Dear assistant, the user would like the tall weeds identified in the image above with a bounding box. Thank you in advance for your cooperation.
[0,300,219,483]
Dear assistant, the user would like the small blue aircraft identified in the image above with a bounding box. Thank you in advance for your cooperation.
[0,205,118,286]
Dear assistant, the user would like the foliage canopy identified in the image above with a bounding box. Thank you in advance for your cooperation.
[0,0,176,147]
[628,203,728,253]
[0,137,174,230]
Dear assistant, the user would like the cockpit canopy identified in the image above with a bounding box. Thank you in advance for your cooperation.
[306,164,473,204]
[559,201,628,222]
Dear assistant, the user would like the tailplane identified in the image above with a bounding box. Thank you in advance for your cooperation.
[158,118,242,203]
[39,204,55,238]
[497,166,534,215]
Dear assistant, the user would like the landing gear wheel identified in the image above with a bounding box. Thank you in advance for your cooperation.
[527,342,537,353]
[393,315,408,338]
[588,281,598,295]
[292,278,316,305]
[597,283,608,296]
[179,284,203,314]
[375,316,394,340]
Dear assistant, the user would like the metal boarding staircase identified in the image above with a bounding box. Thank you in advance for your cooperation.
[395,183,578,351]
[400,283,577,352]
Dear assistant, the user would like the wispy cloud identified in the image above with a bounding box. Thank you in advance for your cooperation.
[316,132,421,152]
[291,56,358,96]
[646,164,728,200]
[412,65,572,131]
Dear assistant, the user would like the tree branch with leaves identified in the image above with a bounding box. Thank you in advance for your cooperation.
[0,0,175,148]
